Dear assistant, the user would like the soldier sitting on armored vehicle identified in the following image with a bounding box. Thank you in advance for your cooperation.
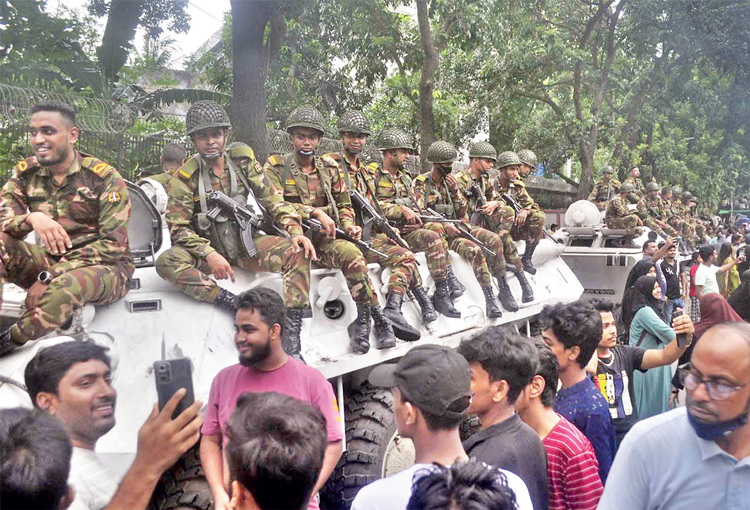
[623,165,645,198]
[264,105,396,354]
[588,165,621,211]
[155,101,316,361]
[0,101,134,357]
[517,148,538,180]
[140,143,186,188]
[372,128,462,320]
[493,151,546,275]
[331,111,431,334]
[456,142,533,310]
[412,141,504,319]
[644,182,680,239]
[605,182,643,248]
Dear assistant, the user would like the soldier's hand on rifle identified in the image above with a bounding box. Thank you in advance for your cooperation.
[292,234,317,261]
[312,209,336,238]
[26,212,72,255]
[515,209,529,226]
[346,225,363,241]
[401,206,422,226]
[206,251,235,283]
[481,200,501,215]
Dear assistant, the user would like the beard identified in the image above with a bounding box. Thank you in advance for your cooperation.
[35,144,70,167]
[238,335,273,367]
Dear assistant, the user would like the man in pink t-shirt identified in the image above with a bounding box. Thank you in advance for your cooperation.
[199,288,344,510]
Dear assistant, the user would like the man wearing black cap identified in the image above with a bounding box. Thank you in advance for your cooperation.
[350,345,532,510]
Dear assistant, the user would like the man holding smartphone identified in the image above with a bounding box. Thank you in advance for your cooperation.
[24,341,203,510]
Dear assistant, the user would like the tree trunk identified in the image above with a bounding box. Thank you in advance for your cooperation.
[230,0,273,162]
[578,138,596,200]
[415,0,437,170]
[97,0,145,82]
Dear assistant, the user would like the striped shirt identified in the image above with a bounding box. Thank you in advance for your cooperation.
[543,415,604,510]
[68,448,120,510]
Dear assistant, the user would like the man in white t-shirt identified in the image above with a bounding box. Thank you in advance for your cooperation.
[350,345,532,510]
[695,245,739,298]
[24,341,203,510]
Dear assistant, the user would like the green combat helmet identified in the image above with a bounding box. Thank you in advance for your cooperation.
[226,141,248,151]
[682,191,693,202]
[268,129,294,155]
[469,141,497,161]
[602,165,615,175]
[496,151,522,170]
[286,105,326,136]
[620,182,635,194]
[378,127,414,151]
[426,141,458,164]
[517,148,538,169]
[645,182,661,192]
[317,137,342,156]
[338,110,371,135]
[672,186,682,198]
[185,100,231,135]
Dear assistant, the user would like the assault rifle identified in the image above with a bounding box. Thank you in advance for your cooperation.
[208,190,289,258]
[349,189,411,251]
[302,217,387,258]
[500,193,560,243]
[424,207,496,258]
[466,182,489,226]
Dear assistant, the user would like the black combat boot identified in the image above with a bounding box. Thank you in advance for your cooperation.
[495,275,519,312]
[370,305,397,349]
[411,287,438,324]
[0,329,19,357]
[283,308,306,363]
[446,266,465,299]
[522,241,538,275]
[215,288,238,314]
[620,235,638,249]
[432,279,461,318]
[348,303,372,354]
[482,286,503,319]
[383,293,421,342]
[515,270,535,303]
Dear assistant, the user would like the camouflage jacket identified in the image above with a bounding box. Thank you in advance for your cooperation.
[588,178,621,203]
[328,153,382,226]
[645,194,667,219]
[145,170,175,188]
[635,197,651,220]
[623,176,645,197]
[455,171,498,212]
[166,146,303,259]
[0,151,133,278]
[412,171,468,221]
[494,176,537,212]
[264,153,356,231]
[370,164,420,223]
[605,195,631,221]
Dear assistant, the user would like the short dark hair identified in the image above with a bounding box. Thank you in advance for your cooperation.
[732,234,743,244]
[237,287,286,334]
[540,300,602,368]
[0,408,72,510]
[691,251,701,263]
[532,339,560,407]
[161,143,186,164]
[698,245,715,262]
[24,341,111,406]
[407,460,517,510]
[588,298,615,314]
[642,240,656,252]
[29,101,77,127]
[457,326,538,404]
[226,392,327,510]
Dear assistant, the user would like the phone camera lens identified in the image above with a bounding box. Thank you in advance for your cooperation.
[158,364,168,373]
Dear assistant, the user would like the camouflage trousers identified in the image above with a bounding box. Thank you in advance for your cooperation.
[510,209,546,243]
[655,218,679,238]
[469,208,523,272]
[695,221,706,239]
[365,233,421,297]
[444,223,493,287]
[641,215,668,238]
[468,225,508,277]
[607,214,641,236]
[669,217,695,241]
[155,235,310,309]
[0,235,131,344]
[402,223,449,281]
[313,236,373,304]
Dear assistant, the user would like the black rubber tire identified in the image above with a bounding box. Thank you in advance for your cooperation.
[321,382,397,510]
[149,445,213,510]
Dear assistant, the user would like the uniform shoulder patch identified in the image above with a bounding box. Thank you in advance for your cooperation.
[81,157,116,179]
[326,152,341,161]
[512,179,526,188]
[177,157,199,181]
[268,154,282,166]
[457,172,470,183]
[366,162,380,173]
[320,154,339,168]
[415,173,428,182]
[13,157,39,178]
[228,145,255,161]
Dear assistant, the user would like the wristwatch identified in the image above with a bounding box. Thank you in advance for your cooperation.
[37,270,53,285]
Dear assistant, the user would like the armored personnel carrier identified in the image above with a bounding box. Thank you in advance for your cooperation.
[0,181,583,509]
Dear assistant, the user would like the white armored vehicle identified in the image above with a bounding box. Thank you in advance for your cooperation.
[0,181,583,509]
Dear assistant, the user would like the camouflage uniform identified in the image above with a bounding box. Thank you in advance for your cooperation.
[145,170,175,188]
[156,146,310,309]
[605,194,641,236]
[264,153,374,305]
[588,178,621,210]
[644,193,679,237]
[494,176,545,243]
[623,175,645,198]
[0,153,134,345]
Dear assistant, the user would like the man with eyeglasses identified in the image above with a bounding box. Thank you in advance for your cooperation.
[599,321,750,509]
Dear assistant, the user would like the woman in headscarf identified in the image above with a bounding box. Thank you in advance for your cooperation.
[728,269,750,321]
[717,242,741,298]
[618,260,657,343]
[629,275,677,420]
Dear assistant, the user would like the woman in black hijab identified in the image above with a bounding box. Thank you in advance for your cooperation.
[618,260,658,341]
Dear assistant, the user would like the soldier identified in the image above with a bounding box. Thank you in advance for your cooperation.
[517,148,538,180]
[331,110,427,334]
[681,191,700,245]
[644,182,679,238]
[372,128,462,319]
[689,195,707,241]
[412,141,504,319]
[668,187,695,247]
[456,142,533,309]
[588,165,621,210]
[623,166,645,198]
[264,105,395,354]
[144,143,187,187]
[155,101,316,361]
[0,101,134,356]
[605,182,642,248]
[493,151,546,275]
[635,188,669,239]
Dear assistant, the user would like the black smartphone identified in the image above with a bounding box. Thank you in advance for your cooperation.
[153,359,195,419]
[672,310,689,348]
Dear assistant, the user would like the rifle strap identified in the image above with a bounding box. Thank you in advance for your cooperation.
[197,154,240,214]
[284,152,341,228]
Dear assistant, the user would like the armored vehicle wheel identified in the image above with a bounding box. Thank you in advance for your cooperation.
[322,383,414,510]
[150,445,212,510]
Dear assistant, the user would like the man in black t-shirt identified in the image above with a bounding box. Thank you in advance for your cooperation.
[660,244,684,319]
[588,299,693,447]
